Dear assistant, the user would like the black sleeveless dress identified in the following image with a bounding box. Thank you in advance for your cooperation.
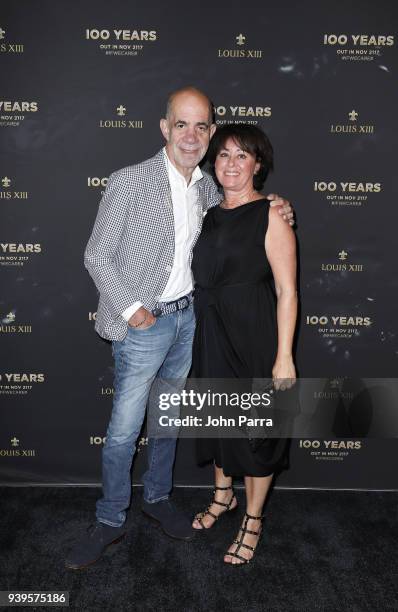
[191,198,290,477]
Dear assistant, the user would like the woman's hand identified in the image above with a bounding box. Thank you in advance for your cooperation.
[272,357,296,391]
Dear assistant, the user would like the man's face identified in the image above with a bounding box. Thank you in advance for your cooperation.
[160,92,216,179]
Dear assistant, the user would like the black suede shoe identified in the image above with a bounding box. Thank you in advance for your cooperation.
[65,522,126,570]
[141,499,195,541]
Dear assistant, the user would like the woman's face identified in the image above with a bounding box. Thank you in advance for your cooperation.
[214,137,260,192]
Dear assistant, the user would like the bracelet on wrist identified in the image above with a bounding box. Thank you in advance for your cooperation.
[132,313,148,327]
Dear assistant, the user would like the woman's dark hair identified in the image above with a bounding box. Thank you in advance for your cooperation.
[207,123,274,191]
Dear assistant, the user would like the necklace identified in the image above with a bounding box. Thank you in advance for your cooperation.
[221,190,259,209]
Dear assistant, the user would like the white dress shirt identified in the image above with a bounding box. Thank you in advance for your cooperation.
[122,148,202,322]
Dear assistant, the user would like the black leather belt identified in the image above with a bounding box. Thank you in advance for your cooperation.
[152,293,193,317]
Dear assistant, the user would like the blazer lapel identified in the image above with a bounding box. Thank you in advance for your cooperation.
[192,180,208,246]
[151,150,175,240]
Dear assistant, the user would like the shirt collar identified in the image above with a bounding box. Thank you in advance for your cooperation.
[163,147,203,187]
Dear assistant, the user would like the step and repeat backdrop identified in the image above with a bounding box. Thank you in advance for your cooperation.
[1,1,398,489]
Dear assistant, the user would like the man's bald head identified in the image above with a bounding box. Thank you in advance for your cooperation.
[165,86,214,124]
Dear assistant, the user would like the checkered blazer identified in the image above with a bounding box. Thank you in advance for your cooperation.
[84,148,222,341]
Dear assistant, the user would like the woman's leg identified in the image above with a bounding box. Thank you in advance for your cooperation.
[224,473,273,563]
[193,464,237,529]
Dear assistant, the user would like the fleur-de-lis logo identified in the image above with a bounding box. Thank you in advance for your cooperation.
[3,312,16,324]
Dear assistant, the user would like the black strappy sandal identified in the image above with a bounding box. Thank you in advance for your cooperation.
[194,485,237,529]
[224,512,264,565]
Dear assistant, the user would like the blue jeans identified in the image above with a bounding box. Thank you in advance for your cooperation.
[96,304,195,527]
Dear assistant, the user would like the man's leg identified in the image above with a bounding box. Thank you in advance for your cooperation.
[139,304,196,540]
[142,303,195,503]
[96,317,177,527]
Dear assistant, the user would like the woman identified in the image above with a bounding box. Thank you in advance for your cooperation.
[191,124,297,565]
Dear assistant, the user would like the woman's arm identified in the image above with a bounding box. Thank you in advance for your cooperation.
[265,206,298,388]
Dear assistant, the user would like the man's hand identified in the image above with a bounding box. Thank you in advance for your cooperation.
[267,193,295,226]
[128,306,157,329]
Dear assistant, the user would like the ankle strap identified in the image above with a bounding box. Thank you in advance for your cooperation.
[244,512,264,521]
[214,485,233,491]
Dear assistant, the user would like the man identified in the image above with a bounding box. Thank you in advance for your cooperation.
[65,87,293,569]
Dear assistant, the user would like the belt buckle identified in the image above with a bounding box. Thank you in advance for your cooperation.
[153,294,191,318]
[179,296,189,310]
